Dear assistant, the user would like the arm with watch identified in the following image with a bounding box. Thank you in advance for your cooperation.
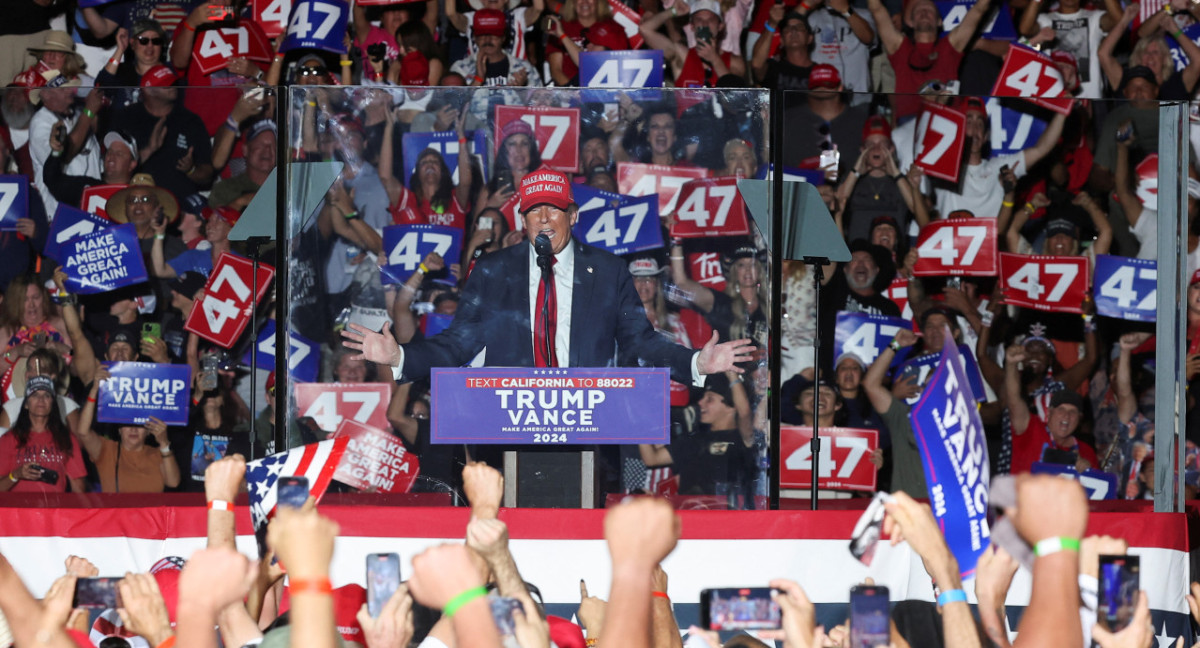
[327,182,383,255]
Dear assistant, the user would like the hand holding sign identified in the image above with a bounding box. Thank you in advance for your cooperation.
[915,103,967,183]
[0,176,29,232]
[999,252,1087,313]
[991,45,1072,115]
[913,219,998,277]
[279,0,348,53]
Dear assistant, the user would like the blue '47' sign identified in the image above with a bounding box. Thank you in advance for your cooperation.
[833,312,913,368]
[937,0,1016,39]
[279,0,348,53]
[242,320,319,383]
[401,130,489,188]
[572,185,662,256]
[579,50,663,103]
[381,224,463,285]
[1093,254,1157,322]
[0,176,28,231]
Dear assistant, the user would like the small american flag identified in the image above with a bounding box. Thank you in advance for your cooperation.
[1138,0,1168,29]
[246,437,350,532]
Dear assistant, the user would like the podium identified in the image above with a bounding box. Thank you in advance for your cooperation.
[431,367,670,509]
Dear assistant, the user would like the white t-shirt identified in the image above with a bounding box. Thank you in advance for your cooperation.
[1130,206,1158,260]
[1038,8,1107,99]
[30,107,102,220]
[808,7,877,103]
[934,152,1027,219]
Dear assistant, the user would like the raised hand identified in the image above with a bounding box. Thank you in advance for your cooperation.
[117,572,174,647]
[696,331,755,375]
[341,323,401,367]
[356,583,414,648]
[462,461,504,518]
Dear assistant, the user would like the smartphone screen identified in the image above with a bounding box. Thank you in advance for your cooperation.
[366,553,401,618]
[699,587,781,631]
[277,476,309,509]
[142,323,161,341]
[849,585,890,648]
[1098,555,1140,634]
[74,577,121,609]
[489,596,523,636]
[848,493,891,566]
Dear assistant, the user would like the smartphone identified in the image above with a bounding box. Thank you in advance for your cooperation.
[477,216,494,231]
[142,322,162,342]
[699,587,782,631]
[366,553,401,618]
[495,169,514,193]
[1098,555,1140,634]
[277,476,309,509]
[74,577,122,609]
[695,25,713,44]
[206,4,236,22]
[849,585,890,648]
[489,596,523,636]
[848,492,891,566]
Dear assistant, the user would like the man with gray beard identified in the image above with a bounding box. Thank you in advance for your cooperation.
[816,239,900,371]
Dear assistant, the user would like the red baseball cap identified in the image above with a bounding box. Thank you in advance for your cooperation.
[473,9,507,37]
[500,118,535,142]
[587,20,629,50]
[1191,267,1200,286]
[141,64,178,88]
[547,616,586,648]
[862,114,891,140]
[399,50,430,86]
[961,96,987,116]
[809,64,840,89]
[266,371,277,392]
[519,167,573,213]
[208,205,241,227]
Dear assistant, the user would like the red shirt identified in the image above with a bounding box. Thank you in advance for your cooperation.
[888,38,963,122]
[1010,415,1098,475]
[0,429,86,492]
[389,186,467,231]
[676,50,734,89]
[175,19,271,136]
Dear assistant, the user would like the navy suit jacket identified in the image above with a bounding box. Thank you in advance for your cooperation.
[401,239,696,382]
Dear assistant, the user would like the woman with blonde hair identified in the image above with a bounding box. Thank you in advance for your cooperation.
[1099,5,1200,99]
[0,276,69,358]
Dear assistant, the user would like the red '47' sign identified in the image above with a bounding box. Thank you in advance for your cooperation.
[669,177,750,238]
[617,162,710,218]
[494,106,581,174]
[884,276,912,321]
[999,252,1087,313]
[294,382,391,434]
[780,426,877,492]
[252,0,291,38]
[915,103,966,184]
[991,45,1072,115]
[332,419,419,493]
[184,253,274,348]
[913,218,998,277]
[191,23,274,76]
[607,0,645,49]
[79,184,125,221]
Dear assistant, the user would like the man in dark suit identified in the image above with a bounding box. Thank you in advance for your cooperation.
[343,168,753,384]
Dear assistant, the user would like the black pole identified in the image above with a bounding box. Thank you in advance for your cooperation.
[273,86,289,455]
[768,87,784,511]
[807,260,824,510]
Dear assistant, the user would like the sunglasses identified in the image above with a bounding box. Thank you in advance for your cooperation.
[128,195,156,204]
[136,36,165,46]
[298,66,326,76]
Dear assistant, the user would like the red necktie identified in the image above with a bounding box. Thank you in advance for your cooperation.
[534,258,558,367]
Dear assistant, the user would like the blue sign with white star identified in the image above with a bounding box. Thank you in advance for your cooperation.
[430,367,670,444]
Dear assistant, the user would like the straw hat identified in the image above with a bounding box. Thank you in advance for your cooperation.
[106,173,180,224]
[26,31,85,69]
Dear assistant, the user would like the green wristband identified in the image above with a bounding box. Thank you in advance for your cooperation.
[442,586,488,617]
[1033,536,1080,557]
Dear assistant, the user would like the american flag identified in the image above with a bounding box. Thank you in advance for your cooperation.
[246,437,350,532]
[1138,0,1168,29]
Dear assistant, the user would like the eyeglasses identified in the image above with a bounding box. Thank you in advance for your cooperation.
[136,36,165,46]
[298,66,326,77]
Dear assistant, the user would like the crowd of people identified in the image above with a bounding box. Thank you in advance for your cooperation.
[0,0,1195,505]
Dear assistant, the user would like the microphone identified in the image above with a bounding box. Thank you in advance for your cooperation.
[534,233,554,273]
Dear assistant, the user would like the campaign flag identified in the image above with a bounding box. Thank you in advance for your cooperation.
[687,251,726,291]
[0,176,28,231]
[617,162,711,218]
[61,224,149,294]
[607,0,645,49]
[914,103,966,183]
[184,253,275,348]
[294,382,391,434]
[909,339,991,577]
[579,50,663,103]
[572,185,662,255]
[431,367,670,444]
[884,277,913,321]
[999,252,1088,313]
[246,437,350,532]
[937,0,1017,39]
[242,320,319,383]
[991,45,1073,115]
[1030,462,1118,500]
[401,130,489,189]
[96,362,192,426]
[279,0,349,53]
[834,312,914,368]
[1137,0,1169,32]
[780,426,878,491]
[1093,255,1157,322]
[79,184,125,222]
[331,419,420,493]
[253,0,291,38]
[191,23,275,75]
[380,224,463,285]
[984,98,1049,156]
[913,219,998,276]
[1168,24,1200,71]
[897,345,987,405]
[494,106,581,173]
[45,204,112,262]
[670,177,751,239]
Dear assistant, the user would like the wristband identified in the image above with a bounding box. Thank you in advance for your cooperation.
[7,472,15,483]
[289,578,334,595]
[275,53,286,60]
[160,445,172,456]
[340,59,353,66]
[443,586,488,617]
[936,589,967,606]
[109,58,121,67]
[401,283,417,294]
[1024,202,1036,212]
[980,309,995,328]
[1033,536,1080,557]
[652,591,670,600]
[207,499,233,512]
[418,263,429,274]
[799,1,811,10]
[87,395,97,403]
[473,75,485,84]
[458,136,468,144]
[585,640,597,648]
[156,637,176,648]
[343,210,359,220]
[764,20,776,32]
[670,255,685,260]
[1001,200,1014,208]
[889,339,901,352]
[1174,29,1186,38]
[155,234,165,240]
[183,21,196,31]
[83,108,96,119]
